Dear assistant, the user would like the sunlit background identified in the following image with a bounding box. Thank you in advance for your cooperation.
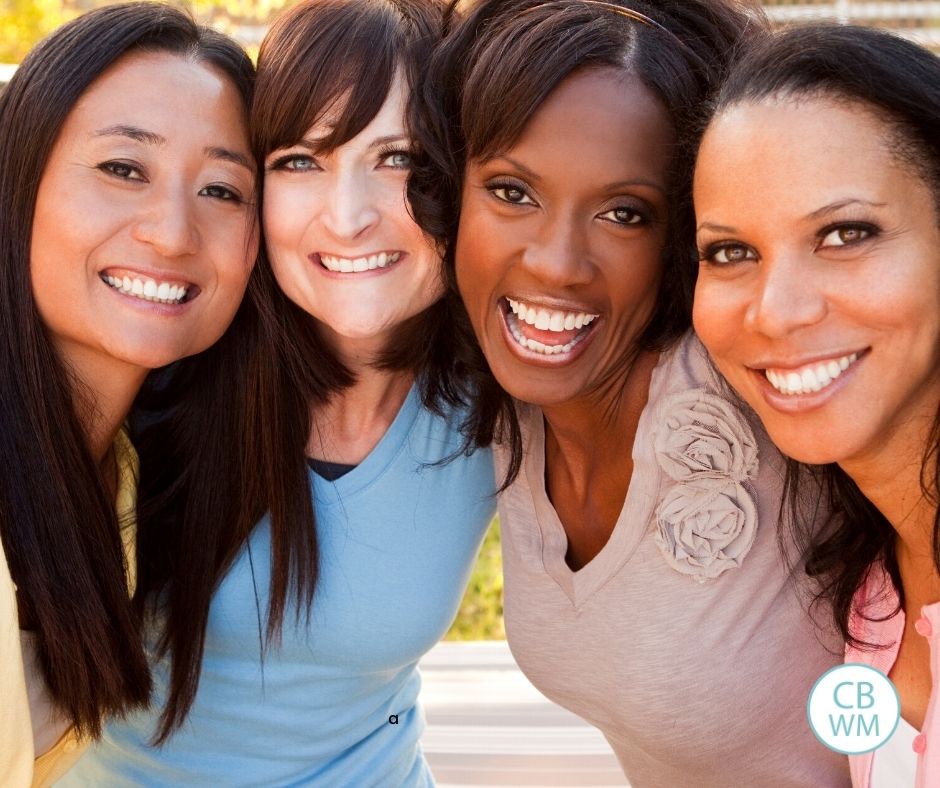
[2,0,938,641]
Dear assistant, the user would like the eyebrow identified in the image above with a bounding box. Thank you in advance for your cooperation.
[94,124,164,145]
[489,155,542,184]
[698,198,889,236]
[93,125,252,172]
[369,134,407,149]
[804,198,887,221]
[488,155,665,195]
[697,221,738,235]
[205,146,254,172]
[293,133,409,151]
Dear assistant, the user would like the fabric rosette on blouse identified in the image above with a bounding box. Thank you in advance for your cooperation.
[652,389,759,582]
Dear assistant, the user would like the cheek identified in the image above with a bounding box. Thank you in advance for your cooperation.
[693,276,745,357]
[262,184,308,259]
[454,213,499,313]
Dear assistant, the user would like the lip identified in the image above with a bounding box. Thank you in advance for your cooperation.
[497,297,599,367]
[749,348,868,372]
[749,349,868,414]
[99,266,195,289]
[309,250,407,279]
[504,292,601,314]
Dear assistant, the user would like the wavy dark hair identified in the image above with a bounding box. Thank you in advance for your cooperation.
[701,24,940,647]
[409,0,766,486]
[0,2,253,739]
[133,0,467,742]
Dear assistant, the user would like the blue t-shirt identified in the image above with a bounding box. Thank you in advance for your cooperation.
[66,385,495,787]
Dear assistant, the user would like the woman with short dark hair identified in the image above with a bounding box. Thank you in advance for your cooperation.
[0,3,257,783]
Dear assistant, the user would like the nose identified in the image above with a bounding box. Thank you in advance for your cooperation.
[321,170,381,241]
[744,253,827,338]
[132,185,200,258]
[519,210,592,288]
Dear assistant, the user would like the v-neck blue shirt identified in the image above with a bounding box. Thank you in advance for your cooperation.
[68,385,495,786]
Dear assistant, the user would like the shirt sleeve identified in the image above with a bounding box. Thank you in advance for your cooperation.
[0,540,35,787]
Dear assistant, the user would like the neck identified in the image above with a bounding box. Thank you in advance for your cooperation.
[842,420,939,608]
[309,331,414,463]
[541,349,658,483]
[58,340,148,467]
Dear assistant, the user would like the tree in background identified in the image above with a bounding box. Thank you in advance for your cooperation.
[0,0,73,62]
[0,0,292,62]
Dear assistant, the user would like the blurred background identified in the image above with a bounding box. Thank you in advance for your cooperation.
[3,0,940,71]
[2,0,939,642]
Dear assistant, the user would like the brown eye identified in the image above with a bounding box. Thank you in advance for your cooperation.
[819,224,874,248]
[489,184,535,206]
[707,244,754,264]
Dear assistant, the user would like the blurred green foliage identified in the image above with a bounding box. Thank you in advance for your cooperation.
[0,0,73,62]
[0,0,291,63]
[446,517,505,641]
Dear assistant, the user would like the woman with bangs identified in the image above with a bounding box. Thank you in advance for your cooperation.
[411,0,850,784]
[67,0,493,785]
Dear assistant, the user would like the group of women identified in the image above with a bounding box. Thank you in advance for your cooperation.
[0,0,936,785]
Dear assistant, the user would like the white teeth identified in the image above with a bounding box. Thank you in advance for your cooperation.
[103,274,189,304]
[504,298,600,356]
[320,252,401,273]
[765,353,859,396]
[505,298,599,336]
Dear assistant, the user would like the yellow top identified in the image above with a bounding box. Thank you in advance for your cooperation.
[0,429,139,788]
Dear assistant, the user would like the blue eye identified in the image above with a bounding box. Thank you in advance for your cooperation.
[268,153,319,172]
[380,150,411,169]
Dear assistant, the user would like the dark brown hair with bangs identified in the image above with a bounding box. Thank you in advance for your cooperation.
[133,0,468,743]
[251,0,463,395]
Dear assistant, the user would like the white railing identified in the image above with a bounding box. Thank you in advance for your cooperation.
[761,0,940,49]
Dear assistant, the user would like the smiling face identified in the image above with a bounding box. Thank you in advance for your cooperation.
[262,72,444,352]
[30,50,257,377]
[455,67,672,409]
[693,96,940,471]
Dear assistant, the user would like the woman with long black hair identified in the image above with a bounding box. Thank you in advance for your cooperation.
[0,3,257,783]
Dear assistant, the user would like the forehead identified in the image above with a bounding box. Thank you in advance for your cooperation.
[299,69,408,151]
[695,97,908,215]
[489,67,673,184]
[64,50,246,143]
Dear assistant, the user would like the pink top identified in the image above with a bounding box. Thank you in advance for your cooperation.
[846,564,940,787]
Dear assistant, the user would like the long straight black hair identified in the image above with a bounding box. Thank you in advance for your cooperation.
[702,24,940,646]
[0,2,254,738]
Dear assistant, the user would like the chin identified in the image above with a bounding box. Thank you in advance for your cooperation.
[762,425,847,467]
